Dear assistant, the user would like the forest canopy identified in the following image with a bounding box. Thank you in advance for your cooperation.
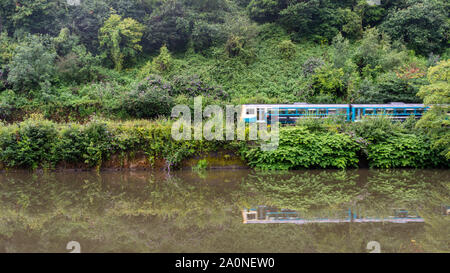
[0,0,448,122]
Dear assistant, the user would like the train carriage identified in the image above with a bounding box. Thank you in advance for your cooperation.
[351,103,428,122]
[241,102,429,124]
[241,103,351,124]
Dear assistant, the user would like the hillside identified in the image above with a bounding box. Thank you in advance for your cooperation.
[0,0,449,170]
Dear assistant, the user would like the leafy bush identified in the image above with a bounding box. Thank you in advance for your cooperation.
[247,0,286,23]
[0,115,58,169]
[241,127,360,170]
[139,45,173,77]
[302,57,325,77]
[99,12,144,71]
[277,39,296,60]
[171,75,228,100]
[7,35,56,92]
[56,45,100,84]
[416,60,450,159]
[119,76,174,119]
[311,64,345,97]
[368,134,446,168]
[380,0,449,55]
[143,0,191,52]
[191,21,225,52]
[345,116,406,144]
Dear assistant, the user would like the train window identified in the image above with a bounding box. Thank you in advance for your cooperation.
[246,108,255,115]
[318,109,327,115]
[365,109,375,115]
[406,109,415,115]
[288,109,297,115]
[298,109,306,115]
[386,108,394,115]
[328,109,336,115]
[376,108,384,114]
[308,109,317,116]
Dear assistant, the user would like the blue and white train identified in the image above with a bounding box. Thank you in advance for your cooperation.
[240,102,429,124]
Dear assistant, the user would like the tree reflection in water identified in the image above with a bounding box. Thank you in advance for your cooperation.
[0,169,448,253]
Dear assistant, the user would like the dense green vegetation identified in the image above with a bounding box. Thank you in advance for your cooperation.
[0,0,449,169]
[0,114,448,170]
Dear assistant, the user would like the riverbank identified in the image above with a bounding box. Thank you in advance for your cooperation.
[0,116,448,171]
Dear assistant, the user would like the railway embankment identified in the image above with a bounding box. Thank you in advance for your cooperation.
[0,117,448,171]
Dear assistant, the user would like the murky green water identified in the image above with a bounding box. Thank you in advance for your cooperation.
[0,169,448,253]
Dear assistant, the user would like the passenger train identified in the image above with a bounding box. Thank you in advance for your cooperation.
[240,102,429,124]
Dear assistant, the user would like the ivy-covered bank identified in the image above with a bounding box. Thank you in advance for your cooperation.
[0,115,448,171]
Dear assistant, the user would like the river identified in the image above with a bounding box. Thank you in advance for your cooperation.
[0,169,448,253]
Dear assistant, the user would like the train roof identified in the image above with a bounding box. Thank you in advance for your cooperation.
[242,104,349,108]
[351,103,425,107]
[242,103,426,108]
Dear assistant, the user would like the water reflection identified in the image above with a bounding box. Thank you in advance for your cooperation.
[0,169,448,253]
[242,206,449,224]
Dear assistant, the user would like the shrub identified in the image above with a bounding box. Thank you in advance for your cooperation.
[380,0,449,55]
[345,116,405,144]
[119,76,174,119]
[368,134,445,168]
[311,64,345,97]
[416,60,450,159]
[56,45,100,84]
[99,12,144,71]
[302,57,325,77]
[241,127,360,170]
[0,115,58,169]
[171,75,228,100]
[277,39,296,60]
[7,35,56,92]
[247,0,285,23]
[191,21,224,52]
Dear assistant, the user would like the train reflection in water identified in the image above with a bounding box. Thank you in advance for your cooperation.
[242,206,450,225]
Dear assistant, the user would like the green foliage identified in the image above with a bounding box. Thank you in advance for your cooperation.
[0,32,16,68]
[241,127,360,170]
[0,114,58,169]
[247,0,286,23]
[171,75,228,100]
[56,45,100,84]
[367,134,445,168]
[140,45,173,77]
[119,76,174,119]
[7,35,56,92]
[99,11,144,70]
[380,0,449,55]
[143,0,191,52]
[346,116,406,144]
[0,117,223,170]
[353,28,406,75]
[311,64,345,97]
[416,60,450,159]
[277,39,296,60]
[191,21,225,52]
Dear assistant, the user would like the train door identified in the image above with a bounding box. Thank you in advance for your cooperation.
[257,108,266,123]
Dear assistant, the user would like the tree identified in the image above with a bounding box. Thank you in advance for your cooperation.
[247,0,287,23]
[279,0,346,41]
[143,0,191,53]
[120,76,174,118]
[67,0,111,53]
[99,11,144,71]
[416,60,450,159]
[7,35,56,92]
[10,0,68,36]
[380,0,449,55]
